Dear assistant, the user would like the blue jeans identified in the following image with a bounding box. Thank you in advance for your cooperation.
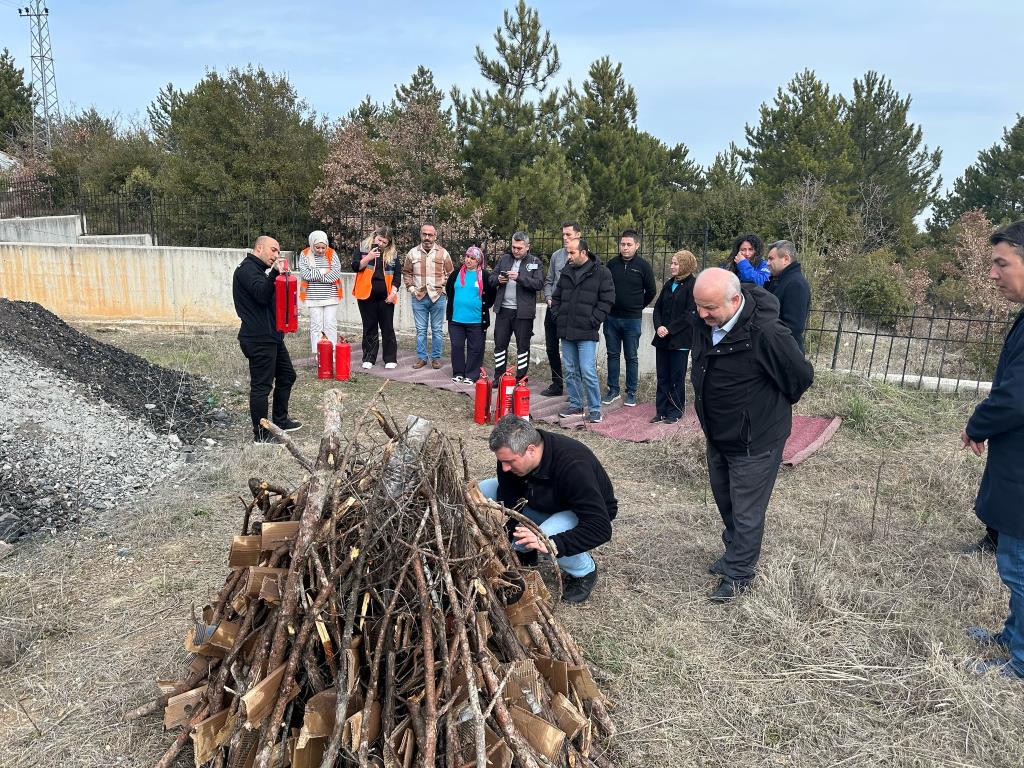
[603,315,642,397]
[562,339,601,416]
[412,294,447,360]
[478,478,596,577]
[996,531,1024,675]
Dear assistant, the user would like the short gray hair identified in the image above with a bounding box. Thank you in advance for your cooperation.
[768,240,797,261]
[723,271,741,301]
[488,415,541,455]
[511,231,530,245]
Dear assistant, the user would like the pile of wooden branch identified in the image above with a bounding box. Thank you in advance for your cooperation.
[133,391,615,768]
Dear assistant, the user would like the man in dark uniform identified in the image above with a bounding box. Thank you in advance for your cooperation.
[232,235,301,444]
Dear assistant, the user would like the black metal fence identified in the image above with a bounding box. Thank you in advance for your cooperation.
[806,306,1015,393]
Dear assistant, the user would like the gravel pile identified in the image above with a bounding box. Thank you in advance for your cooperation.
[0,300,216,543]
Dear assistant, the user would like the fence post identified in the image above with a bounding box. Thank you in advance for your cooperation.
[830,311,845,370]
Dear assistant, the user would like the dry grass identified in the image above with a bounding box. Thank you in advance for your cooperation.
[1,322,1022,767]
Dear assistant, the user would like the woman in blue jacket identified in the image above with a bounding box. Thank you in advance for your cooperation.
[727,233,771,286]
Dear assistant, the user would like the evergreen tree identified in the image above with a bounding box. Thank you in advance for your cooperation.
[451,1,561,199]
[146,83,180,152]
[846,71,941,249]
[695,145,769,252]
[394,65,446,111]
[932,114,1024,229]
[482,143,588,232]
[742,69,855,200]
[0,48,34,150]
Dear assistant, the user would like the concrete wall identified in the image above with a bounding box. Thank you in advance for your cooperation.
[78,233,154,247]
[0,241,659,372]
[0,215,83,245]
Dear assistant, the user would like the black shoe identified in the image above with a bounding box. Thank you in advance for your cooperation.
[273,418,303,432]
[707,577,750,603]
[707,557,726,576]
[540,383,563,397]
[559,406,585,418]
[650,414,666,424]
[253,430,280,445]
[664,416,680,424]
[516,549,539,567]
[962,535,998,555]
[562,570,598,603]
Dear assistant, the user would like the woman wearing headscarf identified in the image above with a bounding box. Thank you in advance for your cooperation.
[650,249,698,424]
[727,233,770,286]
[298,230,345,355]
[351,227,402,369]
[445,246,496,384]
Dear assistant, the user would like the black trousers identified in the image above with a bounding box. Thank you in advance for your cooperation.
[492,308,533,379]
[655,348,689,418]
[449,321,486,381]
[706,438,785,582]
[357,298,397,364]
[239,338,296,437]
[543,309,563,388]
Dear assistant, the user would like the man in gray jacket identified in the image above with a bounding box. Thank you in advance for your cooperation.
[489,231,545,380]
[541,221,580,396]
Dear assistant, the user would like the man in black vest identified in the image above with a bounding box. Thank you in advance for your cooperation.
[765,240,812,352]
[232,235,301,444]
[691,268,813,601]
[962,220,1024,680]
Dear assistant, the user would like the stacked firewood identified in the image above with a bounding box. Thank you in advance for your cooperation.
[132,390,615,768]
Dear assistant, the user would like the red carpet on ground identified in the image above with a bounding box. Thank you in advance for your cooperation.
[311,344,840,466]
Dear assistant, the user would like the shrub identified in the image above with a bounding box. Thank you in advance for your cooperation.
[840,248,912,326]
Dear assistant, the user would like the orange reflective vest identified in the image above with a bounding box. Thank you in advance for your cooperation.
[299,247,344,301]
[353,255,394,301]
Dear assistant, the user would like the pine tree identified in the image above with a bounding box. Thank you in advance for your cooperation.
[742,69,855,200]
[0,48,34,150]
[846,71,941,249]
[932,114,1024,229]
[451,1,561,200]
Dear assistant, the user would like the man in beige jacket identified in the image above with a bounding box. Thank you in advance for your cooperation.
[402,222,454,369]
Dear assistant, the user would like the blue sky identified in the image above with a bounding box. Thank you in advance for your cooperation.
[1,0,1021,195]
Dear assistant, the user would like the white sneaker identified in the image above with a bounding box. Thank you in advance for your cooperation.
[384,362,397,369]
[362,361,373,369]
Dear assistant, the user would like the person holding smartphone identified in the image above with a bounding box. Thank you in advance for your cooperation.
[488,231,544,380]
[351,227,402,369]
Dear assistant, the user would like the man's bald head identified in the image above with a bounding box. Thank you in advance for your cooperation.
[253,235,282,268]
[694,267,742,328]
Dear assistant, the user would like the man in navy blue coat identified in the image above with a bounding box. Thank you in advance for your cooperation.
[962,220,1024,680]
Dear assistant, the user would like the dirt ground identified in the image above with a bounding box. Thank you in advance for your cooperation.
[1,322,1022,768]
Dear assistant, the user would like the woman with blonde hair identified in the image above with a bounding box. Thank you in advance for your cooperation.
[351,227,402,369]
[298,230,345,355]
[650,249,698,423]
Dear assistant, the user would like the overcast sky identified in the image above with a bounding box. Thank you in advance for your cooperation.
[2,0,1021,194]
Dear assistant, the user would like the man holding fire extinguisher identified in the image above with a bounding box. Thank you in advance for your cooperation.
[232,235,302,444]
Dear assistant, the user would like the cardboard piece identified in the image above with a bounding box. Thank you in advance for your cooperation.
[504,597,541,627]
[229,535,262,567]
[296,688,336,748]
[208,620,240,651]
[258,577,282,604]
[458,723,513,768]
[520,569,550,602]
[501,660,543,711]
[292,736,325,768]
[242,663,286,727]
[190,708,231,766]
[343,700,382,751]
[246,566,288,597]
[260,521,301,550]
[534,655,569,697]
[567,665,601,701]
[163,686,205,730]
[550,692,587,740]
[509,704,565,761]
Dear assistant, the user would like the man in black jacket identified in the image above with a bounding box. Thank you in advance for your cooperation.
[603,229,657,407]
[489,231,545,380]
[552,238,616,423]
[232,235,301,444]
[691,268,813,601]
[961,220,1024,680]
[479,415,617,603]
[765,240,812,352]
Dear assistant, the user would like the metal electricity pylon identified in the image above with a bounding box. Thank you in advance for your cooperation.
[18,1,60,151]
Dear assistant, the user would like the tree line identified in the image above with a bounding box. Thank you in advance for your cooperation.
[0,2,1021,316]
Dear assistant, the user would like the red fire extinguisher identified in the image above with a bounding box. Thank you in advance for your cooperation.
[317,333,333,379]
[334,336,351,381]
[274,262,298,333]
[474,368,492,424]
[495,370,516,420]
[513,376,530,419]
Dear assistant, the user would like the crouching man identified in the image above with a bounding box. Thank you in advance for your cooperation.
[479,415,617,604]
